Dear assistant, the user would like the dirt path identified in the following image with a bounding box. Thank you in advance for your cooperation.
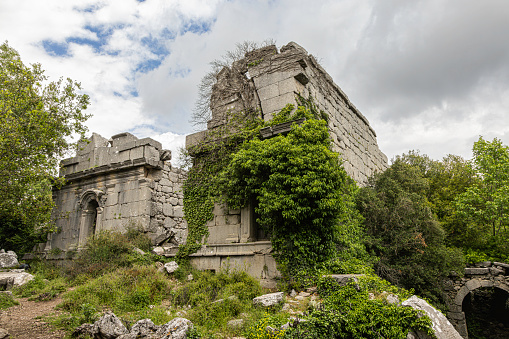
[0,296,67,339]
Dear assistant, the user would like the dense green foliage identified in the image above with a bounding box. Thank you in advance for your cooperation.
[454,137,509,261]
[0,42,90,254]
[284,275,434,339]
[356,159,464,305]
[220,109,360,277]
[180,99,365,283]
[0,292,19,310]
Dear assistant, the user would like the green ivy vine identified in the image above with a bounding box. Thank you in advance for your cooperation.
[177,96,362,280]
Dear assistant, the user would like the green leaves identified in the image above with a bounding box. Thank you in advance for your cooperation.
[0,41,90,253]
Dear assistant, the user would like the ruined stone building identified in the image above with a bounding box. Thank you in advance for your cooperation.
[31,42,387,287]
[183,42,388,285]
[30,132,187,258]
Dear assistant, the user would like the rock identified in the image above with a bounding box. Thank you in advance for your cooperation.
[227,319,244,329]
[474,261,491,268]
[385,293,400,305]
[118,319,159,339]
[92,312,129,339]
[295,296,305,301]
[298,291,311,297]
[133,247,146,255]
[305,286,317,293]
[401,295,462,339]
[0,252,18,268]
[155,261,164,272]
[164,261,179,274]
[464,267,489,275]
[187,274,193,281]
[0,328,9,339]
[328,274,365,291]
[155,317,193,339]
[493,261,509,269]
[0,271,34,289]
[253,292,284,307]
[152,247,165,255]
[290,289,297,297]
[73,323,96,338]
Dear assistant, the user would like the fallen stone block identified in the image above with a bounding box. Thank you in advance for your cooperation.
[164,261,179,274]
[402,295,462,339]
[0,252,18,268]
[253,292,284,307]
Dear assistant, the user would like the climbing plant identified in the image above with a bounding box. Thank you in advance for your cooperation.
[178,97,363,281]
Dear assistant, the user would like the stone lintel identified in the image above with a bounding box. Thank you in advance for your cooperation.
[464,267,490,275]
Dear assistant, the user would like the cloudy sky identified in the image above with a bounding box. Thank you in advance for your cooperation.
[1,0,508,165]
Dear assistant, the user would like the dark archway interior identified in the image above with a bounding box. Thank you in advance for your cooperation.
[463,287,509,339]
[85,199,99,240]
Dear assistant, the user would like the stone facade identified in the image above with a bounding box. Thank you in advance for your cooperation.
[444,262,509,338]
[182,42,388,286]
[187,41,388,183]
[29,132,187,258]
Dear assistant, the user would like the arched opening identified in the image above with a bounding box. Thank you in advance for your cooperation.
[83,199,99,241]
[463,287,509,338]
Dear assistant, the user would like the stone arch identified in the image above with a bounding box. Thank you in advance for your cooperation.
[450,279,509,338]
[78,189,105,248]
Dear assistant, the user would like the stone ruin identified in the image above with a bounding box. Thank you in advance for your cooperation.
[182,42,388,286]
[29,42,388,288]
[28,132,187,259]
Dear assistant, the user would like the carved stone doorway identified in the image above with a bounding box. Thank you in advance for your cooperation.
[78,189,104,248]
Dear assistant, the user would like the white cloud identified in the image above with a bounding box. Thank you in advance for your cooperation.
[1,0,508,165]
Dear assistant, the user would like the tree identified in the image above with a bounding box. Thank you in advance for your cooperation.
[356,160,464,305]
[0,41,90,254]
[454,137,509,260]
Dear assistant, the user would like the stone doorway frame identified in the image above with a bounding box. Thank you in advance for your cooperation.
[450,279,509,338]
[78,189,105,248]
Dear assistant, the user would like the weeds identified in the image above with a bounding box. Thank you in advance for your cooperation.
[0,292,19,309]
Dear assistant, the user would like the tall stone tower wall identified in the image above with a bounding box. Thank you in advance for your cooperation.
[187,42,388,184]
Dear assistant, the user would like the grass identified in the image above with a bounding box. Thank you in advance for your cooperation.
[0,292,19,310]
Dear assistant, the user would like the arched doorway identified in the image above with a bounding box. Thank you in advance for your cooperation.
[451,280,509,338]
[463,286,509,338]
[78,189,105,248]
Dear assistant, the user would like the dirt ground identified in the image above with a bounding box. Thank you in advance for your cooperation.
[0,296,67,339]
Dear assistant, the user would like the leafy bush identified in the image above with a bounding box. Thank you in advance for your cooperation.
[284,275,435,339]
[171,267,265,336]
[244,313,289,339]
[68,230,155,279]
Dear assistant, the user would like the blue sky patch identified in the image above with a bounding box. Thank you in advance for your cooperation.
[42,40,70,57]
[135,59,163,73]
[141,35,169,57]
[180,19,213,35]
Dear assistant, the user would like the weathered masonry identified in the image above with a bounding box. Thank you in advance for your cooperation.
[29,132,187,259]
[182,42,388,285]
[445,262,509,338]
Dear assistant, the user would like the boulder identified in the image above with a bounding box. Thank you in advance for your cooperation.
[402,295,462,339]
[328,274,365,291]
[0,328,9,339]
[164,261,179,274]
[155,317,193,339]
[92,312,129,339]
[253,292,284,307]
[118,319,159,339]
[0,252,18,268]
[0,271,34,289]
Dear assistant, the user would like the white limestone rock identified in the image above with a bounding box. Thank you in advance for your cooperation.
[92,312,129,339]
[402,295,462,339]
[253,292,284,307]
[164,261,179,274]
[155,317,193,339]
[0,252,18,268]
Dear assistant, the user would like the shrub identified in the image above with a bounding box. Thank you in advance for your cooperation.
[284,275,435,339]
[0,292,19,309]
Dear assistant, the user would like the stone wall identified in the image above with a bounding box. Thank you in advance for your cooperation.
[187,41,388,184]
[31,132,187,258]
